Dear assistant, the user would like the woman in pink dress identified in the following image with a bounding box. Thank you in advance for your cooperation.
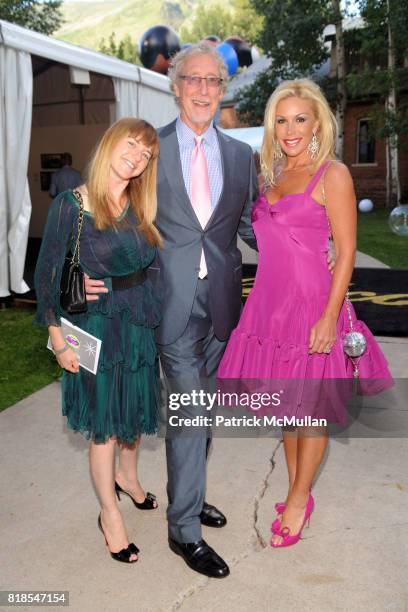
[218,79,392,547]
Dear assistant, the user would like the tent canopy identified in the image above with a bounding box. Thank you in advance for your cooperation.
[0,19,171,92]
[0,20,178,297]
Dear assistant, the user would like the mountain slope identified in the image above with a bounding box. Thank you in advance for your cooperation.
[56,0,201,50]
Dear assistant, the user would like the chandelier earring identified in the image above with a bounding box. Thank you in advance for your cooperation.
[307,131,320,159]
[273,141,283,160]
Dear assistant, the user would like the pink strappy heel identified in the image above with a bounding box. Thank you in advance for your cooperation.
[270,494,314,547]
[271,501,285,534]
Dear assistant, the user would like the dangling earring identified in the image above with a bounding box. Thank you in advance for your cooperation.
[273,141,283,160]
[308,131,320,159]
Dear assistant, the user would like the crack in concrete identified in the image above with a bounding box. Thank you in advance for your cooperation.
[253,439,283,549]
[169,548,259,611]
[170,578,210,611]
[169,440,283,610]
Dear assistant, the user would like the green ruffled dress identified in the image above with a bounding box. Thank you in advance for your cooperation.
[34,191,161,443]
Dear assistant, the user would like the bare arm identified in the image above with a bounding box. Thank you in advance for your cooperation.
[309,162,356,353]
[48,325,80,373]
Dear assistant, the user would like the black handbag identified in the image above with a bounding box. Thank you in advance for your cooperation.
[60,190,88,314]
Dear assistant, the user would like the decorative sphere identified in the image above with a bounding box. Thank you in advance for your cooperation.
[358,199,374,213]
[343,331,367,358]
[139,25,181,74]
[204,35,221,46]
[224,36,253,67]
[216,41,238,76]
[389,204,408,236]
[251,46,261,63]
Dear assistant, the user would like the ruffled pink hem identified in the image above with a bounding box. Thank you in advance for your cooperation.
[218,320,393,390]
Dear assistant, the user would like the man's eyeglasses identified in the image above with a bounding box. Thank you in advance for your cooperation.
[179,75,224,89]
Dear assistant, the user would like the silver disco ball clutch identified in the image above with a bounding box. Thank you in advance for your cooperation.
[343,292,367,377]
[343,331,367,357]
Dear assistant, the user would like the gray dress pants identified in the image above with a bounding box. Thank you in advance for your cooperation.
[158,278,226,543]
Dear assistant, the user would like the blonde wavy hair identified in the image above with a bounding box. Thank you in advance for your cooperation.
[261,79,337,186]
[86,117,162,246]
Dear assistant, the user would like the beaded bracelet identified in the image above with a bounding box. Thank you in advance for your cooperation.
[53,343,70,355]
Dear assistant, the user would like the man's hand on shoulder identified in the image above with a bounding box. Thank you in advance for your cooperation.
[327,239,336,274]
[84,273,108,301]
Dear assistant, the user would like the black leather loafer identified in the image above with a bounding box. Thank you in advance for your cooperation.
[168,538,230,578]
[200,502,227,528]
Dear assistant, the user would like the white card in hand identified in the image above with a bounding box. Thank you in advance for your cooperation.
[47,317,102,374]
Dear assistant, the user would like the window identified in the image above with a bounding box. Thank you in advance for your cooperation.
[357,119,376,164]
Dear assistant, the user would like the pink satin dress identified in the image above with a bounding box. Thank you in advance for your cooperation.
[218,162,392,420]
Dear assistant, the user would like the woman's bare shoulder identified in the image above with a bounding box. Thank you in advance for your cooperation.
[325,160,352,184]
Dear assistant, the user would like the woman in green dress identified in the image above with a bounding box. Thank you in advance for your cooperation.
[35,118,162,563]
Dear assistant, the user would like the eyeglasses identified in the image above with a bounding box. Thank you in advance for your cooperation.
[179,75,224,89]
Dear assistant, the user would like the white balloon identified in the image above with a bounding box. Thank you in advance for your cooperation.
[251,46,261,63]
[358,199,374,213]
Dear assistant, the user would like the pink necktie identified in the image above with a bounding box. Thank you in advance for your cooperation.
[191,135,212,278]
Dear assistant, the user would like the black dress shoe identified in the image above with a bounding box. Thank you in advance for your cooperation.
[200,502,227,528]
[169,538,230,578]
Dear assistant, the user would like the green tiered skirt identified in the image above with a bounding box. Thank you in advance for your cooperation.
[61,309,160,444]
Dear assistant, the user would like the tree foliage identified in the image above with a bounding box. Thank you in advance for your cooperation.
[236,0,334,125]
[237,0,407,203]
[359,0,408,63]
[235,66,280,126]
[238,0,408,131]
[180,3,231,42]
[180,0,263,45]
[99,32,141,66]
[251,0,331,76]
[346,0,408,139]
[0,0,63,35]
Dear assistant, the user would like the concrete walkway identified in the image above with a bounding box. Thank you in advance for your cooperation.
[1,253,407,612]
[354,251,390,269]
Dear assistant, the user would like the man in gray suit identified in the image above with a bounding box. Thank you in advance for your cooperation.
[85,43,258,578]
[157,43,257,578]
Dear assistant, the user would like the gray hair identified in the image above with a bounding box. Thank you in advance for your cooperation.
[168,42,229,98]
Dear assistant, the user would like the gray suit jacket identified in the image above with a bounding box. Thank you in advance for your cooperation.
[152,119,258,345]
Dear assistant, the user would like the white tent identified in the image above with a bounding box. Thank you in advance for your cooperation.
[0,20,178,297]
[219,126,264,152]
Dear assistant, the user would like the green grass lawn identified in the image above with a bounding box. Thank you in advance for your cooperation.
[357,209,407,269]
[0,308,61,412]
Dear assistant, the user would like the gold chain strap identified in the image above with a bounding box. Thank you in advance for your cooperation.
[71,189,85,264]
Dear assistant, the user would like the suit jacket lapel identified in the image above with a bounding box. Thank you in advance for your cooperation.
[160,122,202,229]
[205,129,236,227]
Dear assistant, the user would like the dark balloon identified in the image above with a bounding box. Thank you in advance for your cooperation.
[204,35,221,45]
[224,36,253,67]
[139,25,181,74]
